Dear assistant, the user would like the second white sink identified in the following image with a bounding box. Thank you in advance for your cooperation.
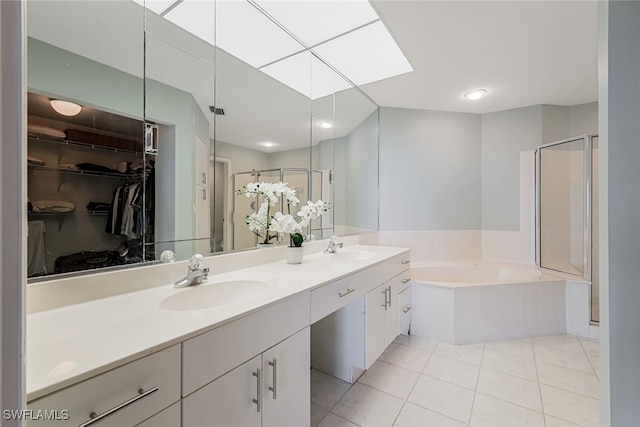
[160,280,268,311]
[330,250,376,261]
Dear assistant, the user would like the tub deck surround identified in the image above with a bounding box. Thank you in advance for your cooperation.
[408,261,590,344]
[26,242,409,401]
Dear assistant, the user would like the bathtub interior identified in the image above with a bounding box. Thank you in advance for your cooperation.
[409,261,545,286]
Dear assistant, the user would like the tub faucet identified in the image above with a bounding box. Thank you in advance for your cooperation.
[174,254,210,288]
[324,236,344,254]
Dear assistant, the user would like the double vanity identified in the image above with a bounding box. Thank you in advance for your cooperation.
[26,240,410,426]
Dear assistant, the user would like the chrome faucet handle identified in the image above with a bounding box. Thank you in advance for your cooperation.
[189,254,204,270]
[325,236,344,254]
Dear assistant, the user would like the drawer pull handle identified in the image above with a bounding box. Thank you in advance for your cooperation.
[339,288,355,298]
[403,306,412,314]
[252,369,261,413]
[268,358,278,399]
[402,279,410,284]
[79,386,159,427]
[401,260,410,265]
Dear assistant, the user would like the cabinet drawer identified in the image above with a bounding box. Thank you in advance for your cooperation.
[396,251,411,274]
[27,345,181,427]
[398,270,411,293]
[182,292,310,396]
[365,258,397,292]
[136,402,180,427]
[310,272,365,324]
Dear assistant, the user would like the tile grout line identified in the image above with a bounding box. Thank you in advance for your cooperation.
[397,340,482,427]
[467,343,485,426]
[532,338,548,427]
[577,336,600,379]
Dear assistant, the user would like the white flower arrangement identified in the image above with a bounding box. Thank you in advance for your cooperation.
[236,182,330,247]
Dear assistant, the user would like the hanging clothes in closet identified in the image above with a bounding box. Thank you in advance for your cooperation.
[106,180,144,239]
[105,162,155,262]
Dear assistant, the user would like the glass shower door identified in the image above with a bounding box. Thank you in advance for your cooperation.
[537,137,590,278]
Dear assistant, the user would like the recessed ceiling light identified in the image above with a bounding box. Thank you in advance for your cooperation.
[464,89,487,101]
[260,141,276,148]
[318,121,334,129]
[50,100,82,116]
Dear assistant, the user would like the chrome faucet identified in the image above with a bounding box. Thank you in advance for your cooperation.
[324,236,344,254]
[174,254,210,288]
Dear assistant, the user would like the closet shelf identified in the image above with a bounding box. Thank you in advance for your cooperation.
[28,135,142,156]
[28,211,110,216]
[28,165,143,179]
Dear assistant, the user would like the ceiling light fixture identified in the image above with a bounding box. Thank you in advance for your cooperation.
[260,141,277,148]
[50,100,82,116]
[464,89,487,101]
[318,121,334,129]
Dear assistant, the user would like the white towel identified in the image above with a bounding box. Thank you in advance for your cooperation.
[27,221,47,276]
[32,200,75,213]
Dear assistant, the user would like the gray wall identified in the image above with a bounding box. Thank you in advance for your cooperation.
[604,1,640,425]
[481,105,542,230]
[380,103,597,233]
[379,107,482,230]
[345,111,379,231]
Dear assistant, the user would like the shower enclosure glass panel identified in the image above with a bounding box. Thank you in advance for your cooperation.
[537,135,599,323]
[591,137,599,322]
[538,137,589,278]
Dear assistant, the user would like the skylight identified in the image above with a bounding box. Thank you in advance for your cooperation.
[163,0,215,45]
[134,0,413,99]
[253,0,379,47]
[215,0,307,68]
[311,20,413,87]
[132,0,177,15]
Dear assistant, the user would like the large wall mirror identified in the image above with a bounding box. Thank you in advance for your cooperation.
[26,0,379,280]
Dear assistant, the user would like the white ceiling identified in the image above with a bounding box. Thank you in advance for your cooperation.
[363,0,598,114]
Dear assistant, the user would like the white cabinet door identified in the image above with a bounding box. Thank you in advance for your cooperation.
[384,276,404,349]
[182,355,262,427]
[135,402,180,427]
[366,283,387,368]
[262,328,310,427]
[398,286,411,336]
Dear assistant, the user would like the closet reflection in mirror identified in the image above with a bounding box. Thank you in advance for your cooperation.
[26,0,380,279]
[26,0,145,278]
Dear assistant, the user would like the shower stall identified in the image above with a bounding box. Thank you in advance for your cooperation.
[536,135,599,322]
[231,168,332,250]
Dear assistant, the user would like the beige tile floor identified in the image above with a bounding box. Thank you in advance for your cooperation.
[311,334,600,427]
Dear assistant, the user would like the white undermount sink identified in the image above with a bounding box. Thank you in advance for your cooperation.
[159,280,268,311]
[330,250,376,261]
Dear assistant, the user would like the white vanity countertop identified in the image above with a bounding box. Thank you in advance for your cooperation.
[27,244,409,401]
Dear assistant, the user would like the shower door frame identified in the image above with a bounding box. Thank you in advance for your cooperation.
[535,134,597,283]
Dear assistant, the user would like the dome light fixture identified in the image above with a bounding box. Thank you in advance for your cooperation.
[318,121,334,129]
[50,99,82,116]
[464,89,487,101]
[260,141,277,148]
